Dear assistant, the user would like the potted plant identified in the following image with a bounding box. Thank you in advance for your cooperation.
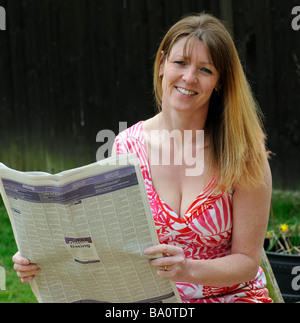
[265,222,300,303]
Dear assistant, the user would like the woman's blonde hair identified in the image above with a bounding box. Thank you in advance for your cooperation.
[153,13,267,192]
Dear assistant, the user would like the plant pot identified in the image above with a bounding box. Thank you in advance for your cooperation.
[265,239,300,303]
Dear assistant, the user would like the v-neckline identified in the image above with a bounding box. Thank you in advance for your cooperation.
[140,121,217,222]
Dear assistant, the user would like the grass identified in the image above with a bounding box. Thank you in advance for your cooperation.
[0,190,299,303]
[0,202,38,303]
[269,190,300,228]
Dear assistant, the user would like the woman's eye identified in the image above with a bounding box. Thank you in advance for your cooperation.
[174,61,185,66]
[200,67,212,74]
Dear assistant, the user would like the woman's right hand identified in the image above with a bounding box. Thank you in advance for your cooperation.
[12,251,41,283]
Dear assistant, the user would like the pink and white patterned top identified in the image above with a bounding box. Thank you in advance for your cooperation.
[114,121,272,303]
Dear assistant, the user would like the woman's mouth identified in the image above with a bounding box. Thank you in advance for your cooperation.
[175,87,198,96]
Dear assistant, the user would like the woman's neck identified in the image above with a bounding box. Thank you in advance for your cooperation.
[158,107,208,144]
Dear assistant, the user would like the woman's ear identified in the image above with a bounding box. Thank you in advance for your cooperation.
[215,81,222,92]
[159,50,166,78]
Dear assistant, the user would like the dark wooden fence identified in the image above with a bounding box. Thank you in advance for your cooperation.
[0,0,299,189]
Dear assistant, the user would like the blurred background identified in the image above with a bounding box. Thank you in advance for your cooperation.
[0,0,299,190]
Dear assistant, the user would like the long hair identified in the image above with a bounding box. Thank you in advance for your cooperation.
[153,13,267,192]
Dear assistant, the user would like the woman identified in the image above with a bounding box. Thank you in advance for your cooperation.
[13,13,272,303]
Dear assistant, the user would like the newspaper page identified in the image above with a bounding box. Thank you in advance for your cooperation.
[0,154,181,303]
[0,266,5,290]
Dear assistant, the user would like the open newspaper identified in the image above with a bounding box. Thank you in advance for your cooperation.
[0,154,181,303]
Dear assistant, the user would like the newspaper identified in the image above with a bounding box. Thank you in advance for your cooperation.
[0,154,181,303]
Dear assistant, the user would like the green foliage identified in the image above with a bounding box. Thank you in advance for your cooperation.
[269,190,300,229]
[0,195,37,303]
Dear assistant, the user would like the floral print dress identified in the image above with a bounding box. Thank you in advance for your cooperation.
[114,121,272,303]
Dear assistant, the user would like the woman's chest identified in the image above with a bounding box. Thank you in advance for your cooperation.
[149,163,214,218]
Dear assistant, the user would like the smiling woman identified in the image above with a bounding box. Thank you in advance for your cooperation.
[159,37,220,118]
[115,13,272,303]
[153,14,267,194]
[12,12,273,304]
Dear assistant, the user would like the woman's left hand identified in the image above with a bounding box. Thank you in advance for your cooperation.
[144,244,189,282]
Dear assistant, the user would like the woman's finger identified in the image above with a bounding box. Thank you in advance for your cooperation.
[12,251,30,265]
[13,263,40,273]
[21,275,35,283]
[144,244,183,256]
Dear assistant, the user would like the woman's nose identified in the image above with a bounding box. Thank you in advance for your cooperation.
[182,67,198,84]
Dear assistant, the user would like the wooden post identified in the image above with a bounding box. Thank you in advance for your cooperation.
[0,6,5,31]
[261,249,285,303]
[220,0,234,35]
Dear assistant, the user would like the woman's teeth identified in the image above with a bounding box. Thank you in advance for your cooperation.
[176,87,197,96]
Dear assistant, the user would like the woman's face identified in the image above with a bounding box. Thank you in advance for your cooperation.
[160,37,220,116]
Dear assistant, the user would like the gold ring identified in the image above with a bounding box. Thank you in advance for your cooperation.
[163,265,168,271]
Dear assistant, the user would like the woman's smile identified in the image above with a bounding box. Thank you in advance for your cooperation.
[160,37,220,114]
[175,86,198,97]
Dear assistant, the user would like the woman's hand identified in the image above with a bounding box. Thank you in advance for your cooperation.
[144,244,189,282]
[12,251,41,283]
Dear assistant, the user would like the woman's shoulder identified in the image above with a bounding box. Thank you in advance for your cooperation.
[113,121,147,156]
[113,120,151,160]
[115,114,159,143]
[115,121,144,142]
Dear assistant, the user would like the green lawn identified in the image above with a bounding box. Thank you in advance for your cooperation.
[0,197,37,303]
[270,190,300,228]
[0,190,299,303]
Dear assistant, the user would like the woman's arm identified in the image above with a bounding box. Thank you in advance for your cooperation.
[145,161,272,287]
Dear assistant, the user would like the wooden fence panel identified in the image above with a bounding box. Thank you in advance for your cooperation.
[0,0,299,189]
